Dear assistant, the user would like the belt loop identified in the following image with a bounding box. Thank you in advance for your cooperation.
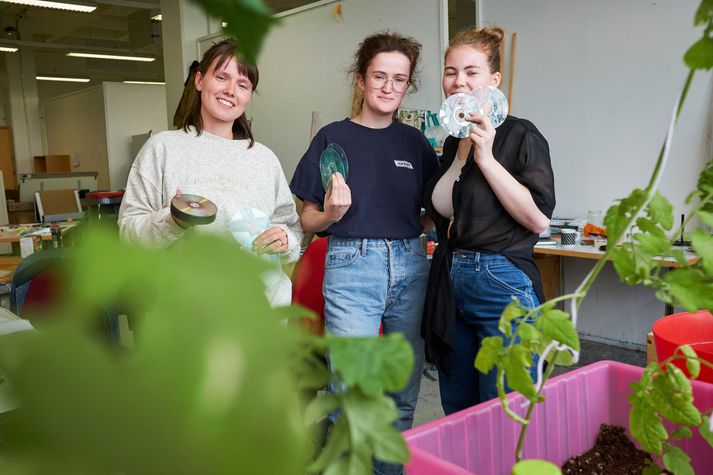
[403,238,410,251]
[361,238,368,256]
[475,251,481,271]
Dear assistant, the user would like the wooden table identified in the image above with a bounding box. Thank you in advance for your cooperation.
[0,256,22,284]
[0,221,79,244]
[534,241,699,315]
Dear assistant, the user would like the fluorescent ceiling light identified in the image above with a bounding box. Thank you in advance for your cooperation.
[67,52,155,62]
[151,14,162,21]
[2,1,96,13]
[124,80,165,85]
[0,47,19,53]
[36,76,90,83]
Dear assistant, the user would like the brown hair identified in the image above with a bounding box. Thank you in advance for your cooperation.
[349,31,423,92]
[446,27,504,74]
[182,40,259,147]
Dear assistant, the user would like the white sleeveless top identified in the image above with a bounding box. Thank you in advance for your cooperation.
[431,157,467,219]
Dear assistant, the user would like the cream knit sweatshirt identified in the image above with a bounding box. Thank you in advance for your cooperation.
[118,128,303,307]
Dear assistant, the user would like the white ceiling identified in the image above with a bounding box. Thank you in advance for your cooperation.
[0,0,326,96]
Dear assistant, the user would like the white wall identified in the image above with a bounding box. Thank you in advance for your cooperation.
[103,82,168,190]
[42,86,109,188]
[481,0,713,220]
[249,0,445,178]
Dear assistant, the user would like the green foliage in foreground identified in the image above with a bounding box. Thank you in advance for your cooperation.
[0,230,413,474]
[476,1,713,472]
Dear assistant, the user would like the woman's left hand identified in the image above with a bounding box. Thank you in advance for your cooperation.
[252,226,289,255]
[467,112,496,163]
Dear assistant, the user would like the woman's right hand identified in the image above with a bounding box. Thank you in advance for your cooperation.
[324,172,351,223]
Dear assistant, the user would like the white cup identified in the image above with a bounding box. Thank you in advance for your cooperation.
[561,229,580,247]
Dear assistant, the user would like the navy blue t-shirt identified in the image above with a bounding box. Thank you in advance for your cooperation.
[290,119,439,239]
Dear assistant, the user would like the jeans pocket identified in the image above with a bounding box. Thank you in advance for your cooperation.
[484,264,533,298]
[325,246,361,269]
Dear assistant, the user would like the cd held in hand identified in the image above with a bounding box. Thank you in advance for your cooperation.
[170,194,218,225]
[319,143,349,191]
[439,85,509,138]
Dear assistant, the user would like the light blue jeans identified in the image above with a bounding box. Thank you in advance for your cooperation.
[439,251,540,415]
[324,236,429,475]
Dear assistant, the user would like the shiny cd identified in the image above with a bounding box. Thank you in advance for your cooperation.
[438,92,480,138]
[319,143,349,191]
[438,86,509,138]
[170,193,217,225]
[470,85,508,128]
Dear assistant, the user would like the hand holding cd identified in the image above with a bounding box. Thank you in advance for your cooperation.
[170,191,217,227]
[439,85,508,138]
[324,172,351,223]
[252,226,289,255]
[319,143,349,191]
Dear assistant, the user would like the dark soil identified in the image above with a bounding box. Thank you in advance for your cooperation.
[562,424,660,474]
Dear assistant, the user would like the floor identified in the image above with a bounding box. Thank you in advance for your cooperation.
[412,338,647,427]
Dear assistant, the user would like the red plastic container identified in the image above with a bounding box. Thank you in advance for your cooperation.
[404,361,713,475]
[653,310,713,383]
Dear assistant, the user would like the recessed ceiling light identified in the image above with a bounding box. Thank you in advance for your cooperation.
[151,14,162,21]
[124,81,165,85]
[67,52,156,62]
[0,47,19,53]
[36,76,90,83]
[2,1,96,13]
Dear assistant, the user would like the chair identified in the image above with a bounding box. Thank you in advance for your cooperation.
[291,237,327,334]
[9,249,119,344]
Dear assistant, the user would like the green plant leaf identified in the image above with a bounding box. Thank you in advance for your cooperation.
[692,228,713,277]
[511,459,562,475]
[604,189,647,240]
[663,444,694,475]
[629,396,668,455]
[498,300,526,338]
[694,0,713,25]
[610,245,641,284]
[684,36,713,70]
[696,210,713,228]
[642,463,664,475]
[545,348,575,366]
[671,426,694,440]
[647,192,675,230]
[537,308,579,351]
[341,391,408,464]
[328,333,414,397]
[700,415,713,447]
[503,344,536,399]
[189,0,279,64]
[309,417,349,473]
[663,268,713,311]
[515,322,539,343]
[650,365,701,426]
[677,344,701,379]
[475,336,504,374]
[304,393,339,426]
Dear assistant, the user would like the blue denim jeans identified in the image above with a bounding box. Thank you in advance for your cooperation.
[324,236,429,475]
[438,251,540,415]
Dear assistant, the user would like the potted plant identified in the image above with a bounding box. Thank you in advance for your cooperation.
[406,1,713,473]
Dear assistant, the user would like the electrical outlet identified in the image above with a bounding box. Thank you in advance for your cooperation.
[72,153,80,167]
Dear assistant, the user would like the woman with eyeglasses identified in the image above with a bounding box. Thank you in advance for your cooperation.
[290,31,439,474]
[421,27,555,414]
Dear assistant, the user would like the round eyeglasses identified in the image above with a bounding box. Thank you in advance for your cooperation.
[365,73,410,92]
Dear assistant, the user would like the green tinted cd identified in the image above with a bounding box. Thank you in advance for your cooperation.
[170,193,217,225]
[319,143,349,191]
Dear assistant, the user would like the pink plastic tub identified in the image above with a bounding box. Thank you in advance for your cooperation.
[404,361,713,474]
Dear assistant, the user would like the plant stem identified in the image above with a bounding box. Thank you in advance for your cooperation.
[515,350,559,462]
